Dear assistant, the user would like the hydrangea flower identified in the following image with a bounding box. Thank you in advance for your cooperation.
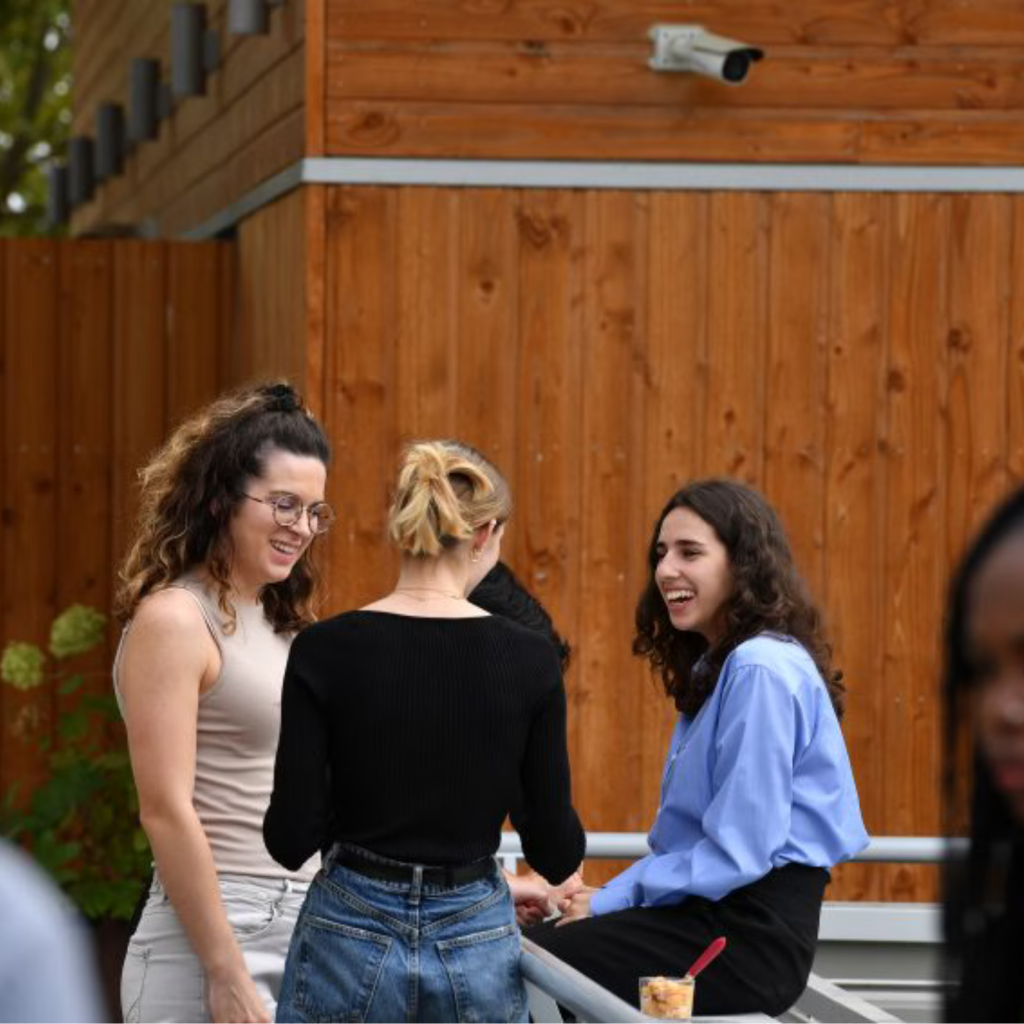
[1,642,46,690]
[49,605,107,660]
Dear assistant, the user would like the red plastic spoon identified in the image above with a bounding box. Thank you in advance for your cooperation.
[686,936,727,979]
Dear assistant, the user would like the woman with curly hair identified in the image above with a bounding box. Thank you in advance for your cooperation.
[114,382,332,1023]
[942,485,1024,1021]
[528,478,868,1017]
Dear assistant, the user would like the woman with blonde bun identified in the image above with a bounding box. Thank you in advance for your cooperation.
[265,440,585,1023]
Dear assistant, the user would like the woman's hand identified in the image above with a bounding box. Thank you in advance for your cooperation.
[207,963,271,1023]
[555,886,596,926]
[549,869,585,905]
[505,870,554,927]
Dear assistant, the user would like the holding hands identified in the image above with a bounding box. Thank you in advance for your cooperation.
[506,868,588,927]
[555,883,596,926]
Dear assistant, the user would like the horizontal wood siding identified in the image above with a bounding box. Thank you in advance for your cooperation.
[70,1,308,236]
[0,240,232,796]
[324,0,1024,163]
[69,1,1024,237]
[316,184,1023,901]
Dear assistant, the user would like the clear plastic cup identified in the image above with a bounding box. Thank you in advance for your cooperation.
[639,975,695,1020]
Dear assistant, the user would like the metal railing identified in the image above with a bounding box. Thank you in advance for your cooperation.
[521,937,651,1023]
[498,832,966,872]
[510,831,955,1022]
[522,940,900,1023]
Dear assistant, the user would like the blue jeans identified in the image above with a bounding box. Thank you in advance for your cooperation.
[276,846,528,1023]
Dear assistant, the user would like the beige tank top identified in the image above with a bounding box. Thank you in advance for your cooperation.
[114,574,318,881]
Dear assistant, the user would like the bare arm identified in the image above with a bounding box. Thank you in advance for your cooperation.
[120,590,270,1024]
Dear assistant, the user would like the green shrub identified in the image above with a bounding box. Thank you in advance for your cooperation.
[0,605,151,920]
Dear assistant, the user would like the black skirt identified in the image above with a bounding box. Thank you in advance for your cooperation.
[526,863,829,1017]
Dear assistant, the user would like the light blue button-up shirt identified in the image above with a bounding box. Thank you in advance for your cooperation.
[590,634,869,915]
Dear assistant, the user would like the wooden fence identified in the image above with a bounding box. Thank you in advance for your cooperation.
[4,184,1023,903]
[0,239,232,796]
[312,185,1024,901]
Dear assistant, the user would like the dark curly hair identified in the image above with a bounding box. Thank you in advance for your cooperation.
[115,381,331,634]
[632,478,843,718]
[469,561,571,672]
[942,485,1024,1021]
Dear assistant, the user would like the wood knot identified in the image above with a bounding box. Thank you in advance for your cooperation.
[346,111,401,148]
[947,327,971,353]
[517,211,553,248]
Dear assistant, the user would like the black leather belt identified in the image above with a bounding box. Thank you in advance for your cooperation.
[334,846,493,888]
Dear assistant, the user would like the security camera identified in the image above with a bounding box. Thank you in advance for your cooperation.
[648,24,764,85]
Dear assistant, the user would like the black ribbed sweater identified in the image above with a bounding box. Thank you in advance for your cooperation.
[264,611,585,884]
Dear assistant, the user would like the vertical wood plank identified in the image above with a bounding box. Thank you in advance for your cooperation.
[111,242,168,583]
[394,188,459,440]
[234,191,307,387]
[55,241,114,716]
[764,193,831,598]
[639,190,710,828]
[704,192,769,483]
[304,185,328,417]
[323,186,399,611]
[514,187,586,800]
[624,189,653,831]
[938,194,1013,849]
[575,190,646,885]
[1010,197,1024,485]
[945,194,1012,556]
[1,240,59,794]
[304,185,331,601]
[166,243,225,426]
[824,193,890,902]
[217,239,236,391]
[881,193,951,902]
[456,190,520,564]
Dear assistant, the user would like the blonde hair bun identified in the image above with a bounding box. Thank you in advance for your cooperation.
[388,440,511,557]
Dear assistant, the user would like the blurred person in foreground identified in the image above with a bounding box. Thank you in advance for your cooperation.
[0,838,103,1022]
[943,485,1024,1021]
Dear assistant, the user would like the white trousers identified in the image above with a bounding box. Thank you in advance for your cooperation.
[121,873,309,1023]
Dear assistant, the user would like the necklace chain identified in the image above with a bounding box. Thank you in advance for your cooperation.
[393,586,465,601]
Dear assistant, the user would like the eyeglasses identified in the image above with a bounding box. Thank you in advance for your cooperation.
[240,493,336,535]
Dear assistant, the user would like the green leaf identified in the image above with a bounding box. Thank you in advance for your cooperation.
[1,642,46,689]
[2,596,151,920]
[50,605,107,659]
[57,712,89,743]
[57,673,84,696]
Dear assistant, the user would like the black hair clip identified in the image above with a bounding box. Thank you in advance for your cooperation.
[262,382,301,413]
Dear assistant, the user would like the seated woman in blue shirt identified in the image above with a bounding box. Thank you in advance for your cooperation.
[528,478,868,1017]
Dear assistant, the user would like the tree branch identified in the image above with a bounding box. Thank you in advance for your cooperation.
[0,10,59,201]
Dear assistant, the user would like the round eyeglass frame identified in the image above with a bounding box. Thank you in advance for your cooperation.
[239,493,335,535]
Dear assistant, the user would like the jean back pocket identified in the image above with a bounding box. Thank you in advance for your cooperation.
[437,923,526,1023]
